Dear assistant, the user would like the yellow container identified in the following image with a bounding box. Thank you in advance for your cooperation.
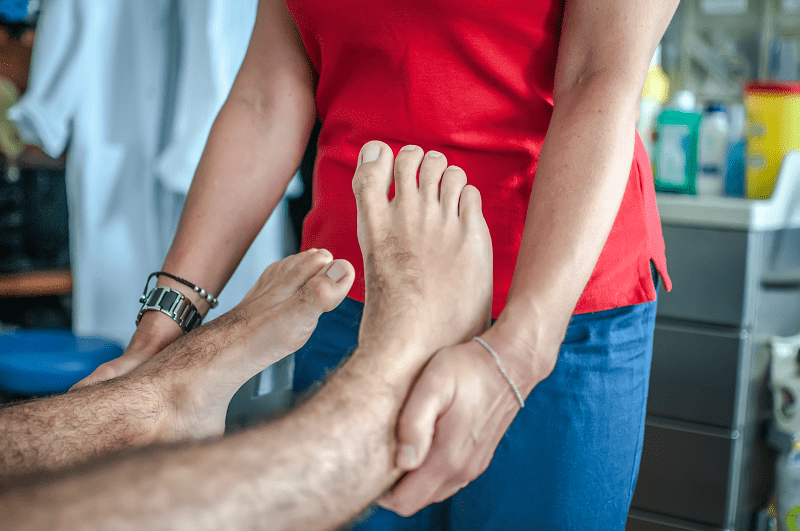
[744,81,800,199]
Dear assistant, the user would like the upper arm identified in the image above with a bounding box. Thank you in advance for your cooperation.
[553,0,679,100]
[228,0,316,119]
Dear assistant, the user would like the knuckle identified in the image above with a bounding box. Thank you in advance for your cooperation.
[352,170,379,197]
[465,459,487,481]
[444,450,465,473]
[295,284,317,305]
[302,277,327,301]
[395,503,419,518]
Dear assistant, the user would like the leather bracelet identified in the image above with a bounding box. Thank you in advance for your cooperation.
[137,285,202,334]
[147,271,219,309]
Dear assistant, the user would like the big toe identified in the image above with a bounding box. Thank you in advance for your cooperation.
[352,141,394,221]
[277,259,355,351]
[281,248,335,293]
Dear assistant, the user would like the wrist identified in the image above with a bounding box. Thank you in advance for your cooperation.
[489,301,569,392]
[129,310,185,355]
[155,276,211,315]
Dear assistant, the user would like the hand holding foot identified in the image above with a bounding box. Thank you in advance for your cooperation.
[352,141,493,361]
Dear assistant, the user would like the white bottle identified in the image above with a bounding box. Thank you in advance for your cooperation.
[696,102,730,196]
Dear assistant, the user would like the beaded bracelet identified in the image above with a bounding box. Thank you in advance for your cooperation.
[145,271,219,309]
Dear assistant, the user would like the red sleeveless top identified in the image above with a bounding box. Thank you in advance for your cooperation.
[286,0,671,318]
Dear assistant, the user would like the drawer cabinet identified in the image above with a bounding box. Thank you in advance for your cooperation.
[655,226,748,327]
[632,422,735,527]
[648,324,743,428]
[627,224,799,530]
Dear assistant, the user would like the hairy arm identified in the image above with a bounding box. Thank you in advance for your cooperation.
[0,309,254,478]
[0,378,166,479]
[2,342,422,531]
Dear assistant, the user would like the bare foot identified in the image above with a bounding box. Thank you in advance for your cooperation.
[137,249,355,441]
[352,141,492,358]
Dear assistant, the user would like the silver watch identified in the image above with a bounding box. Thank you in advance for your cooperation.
[137,286,202,334]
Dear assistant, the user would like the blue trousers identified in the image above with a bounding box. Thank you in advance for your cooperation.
[293,269,658,530]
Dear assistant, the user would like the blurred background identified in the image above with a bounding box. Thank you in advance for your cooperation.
[2,1,800,530]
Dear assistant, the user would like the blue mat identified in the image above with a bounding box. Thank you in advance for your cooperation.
[0,329,123,396]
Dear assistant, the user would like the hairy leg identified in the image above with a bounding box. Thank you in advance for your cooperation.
[0,251,354,477]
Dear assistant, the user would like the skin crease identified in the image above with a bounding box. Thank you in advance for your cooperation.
[74,0,679,519]
[0,142,493,531]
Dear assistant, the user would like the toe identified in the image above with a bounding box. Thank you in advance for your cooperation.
[285,249,335,290]
[353,141,394,217]
[393,145,424,200]
[458,184,484,229]
[267,259,355,355]
[292,259,354,312]
[418,150,448,203]
[440,166,468,216]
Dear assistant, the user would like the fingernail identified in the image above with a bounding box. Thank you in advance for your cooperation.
[400,144,418,152]
[397,444,417,469]
[326,260,347,283]
[427,151,443,158]
[361,143,381,164]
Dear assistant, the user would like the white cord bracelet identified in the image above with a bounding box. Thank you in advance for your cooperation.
[472,337,525,409]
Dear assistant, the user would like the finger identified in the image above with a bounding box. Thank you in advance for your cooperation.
[378,442,451,517]
[395,364,456,470]
[70,354,139,389]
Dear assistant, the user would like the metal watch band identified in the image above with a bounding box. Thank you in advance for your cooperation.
[136,286,202,334]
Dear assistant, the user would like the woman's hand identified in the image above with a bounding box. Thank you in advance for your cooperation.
[378,325,553,516]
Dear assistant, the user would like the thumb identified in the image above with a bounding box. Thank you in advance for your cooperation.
[395,365,455,470]
[70,361,118,390]
[69,354,141,390]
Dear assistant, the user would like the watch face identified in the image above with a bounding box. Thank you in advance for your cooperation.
[159,290,178,312]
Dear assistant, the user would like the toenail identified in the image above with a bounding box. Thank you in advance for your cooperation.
[326,261,347,283]
[400,145,418,152]
[308,248,318,253]
[427,151,443,158]
[449,165,462,171]
[361,144,381,164]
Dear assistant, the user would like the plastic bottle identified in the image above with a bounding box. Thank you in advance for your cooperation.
[638,45,670,160]
[696,102,730,196]
[653,91,703,194]
[725,103,746,197]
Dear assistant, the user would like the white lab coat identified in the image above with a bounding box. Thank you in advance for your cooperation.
[8,0,301,377]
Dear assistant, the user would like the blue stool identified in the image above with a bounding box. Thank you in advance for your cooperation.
[0,329,123,396]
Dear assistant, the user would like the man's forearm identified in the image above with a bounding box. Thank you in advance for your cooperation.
[0,377,166,478]
[2,344,422,531]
